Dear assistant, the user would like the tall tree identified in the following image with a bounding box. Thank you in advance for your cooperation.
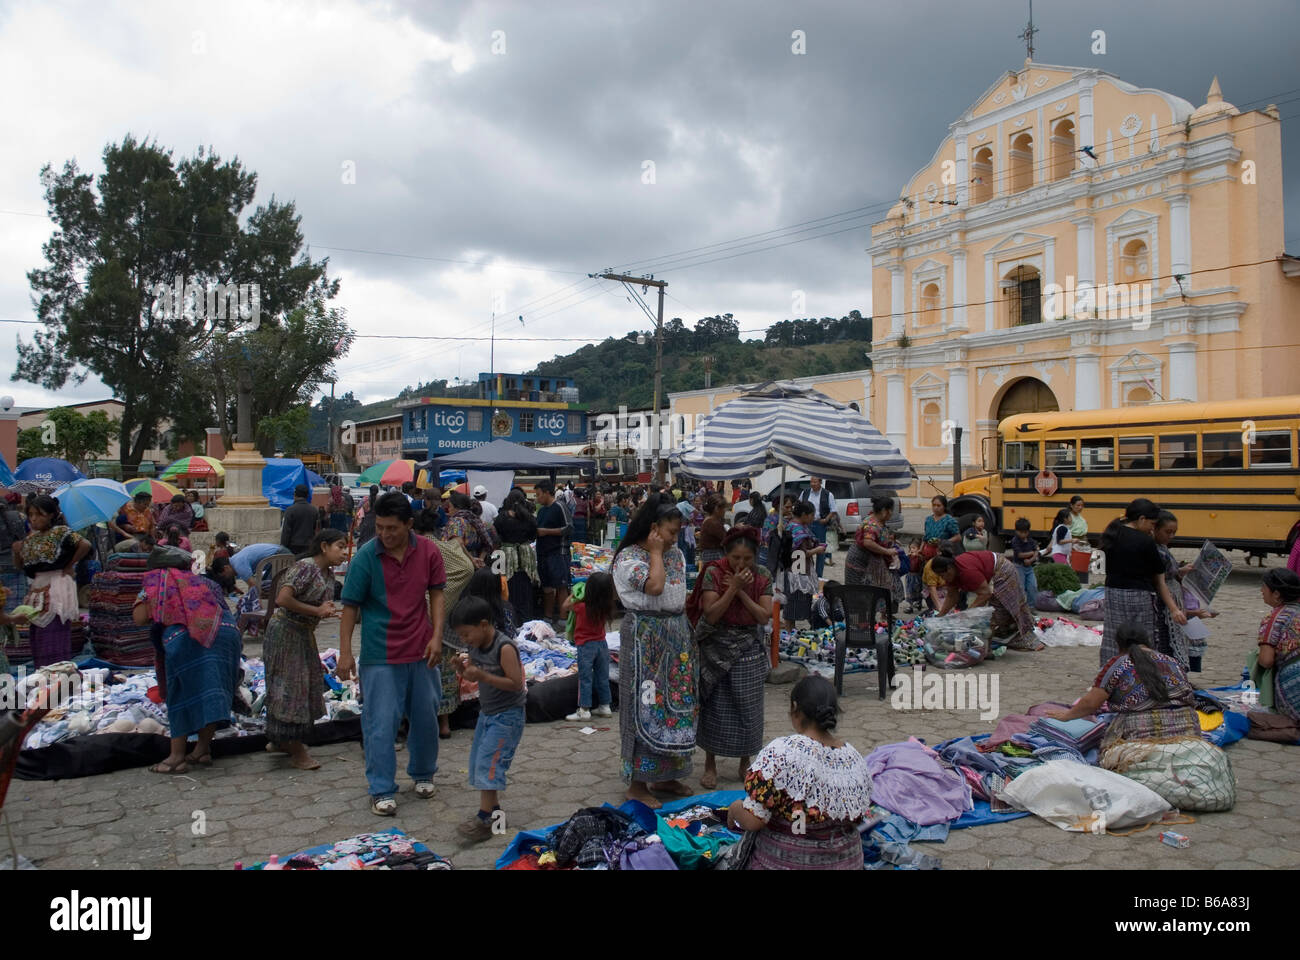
[17,136,343,468]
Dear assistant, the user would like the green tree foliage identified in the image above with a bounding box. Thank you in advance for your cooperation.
[17,136,346,468]
[257,404,311,454]
[16,407,116,469]
[529,311,871,410]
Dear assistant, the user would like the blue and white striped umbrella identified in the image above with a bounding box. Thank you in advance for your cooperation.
[670,380,913,490]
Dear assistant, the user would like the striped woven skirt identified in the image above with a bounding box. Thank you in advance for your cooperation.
[747,820,864,870]
[1099,705,1200,752]
[1101,588,1162,666]
[696,623,768,758]
[988,555,1038,650]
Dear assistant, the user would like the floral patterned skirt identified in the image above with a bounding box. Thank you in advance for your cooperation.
[263,610,325,743]
[619,611,698,783]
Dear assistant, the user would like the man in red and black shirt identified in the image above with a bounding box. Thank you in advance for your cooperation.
[338,492,446,816]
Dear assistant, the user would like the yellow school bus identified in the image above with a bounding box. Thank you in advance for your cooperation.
[948,396,1300,557]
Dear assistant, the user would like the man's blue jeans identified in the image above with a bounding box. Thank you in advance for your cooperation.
[811,520,828,579]
[1014,563,1039,608]
[577,640,611,708]
[360,660,441,798]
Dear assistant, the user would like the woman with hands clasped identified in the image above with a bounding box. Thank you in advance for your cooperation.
[264,530,346,771]
[695,526,773,791]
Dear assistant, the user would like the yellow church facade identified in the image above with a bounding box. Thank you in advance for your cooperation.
[869,61,1300,481]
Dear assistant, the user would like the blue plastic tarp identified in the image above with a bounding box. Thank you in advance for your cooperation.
[262,459,310,510]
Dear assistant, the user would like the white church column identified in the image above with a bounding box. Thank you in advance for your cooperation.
[890,266,905,336]
[885,373,906,453]
[947,366,970,463]
[1078,80,1096,161]
[951,250,968,330]
[1074,354,1102,411]
[955,134,969,206]
[1072,215,1095,289]
[1168,341,1199,401]
[1166,193,1192,297]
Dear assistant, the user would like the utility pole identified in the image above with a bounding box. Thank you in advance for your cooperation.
[592,271,668,483]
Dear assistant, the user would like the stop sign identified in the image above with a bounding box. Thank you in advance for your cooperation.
[1035,469,1059,497]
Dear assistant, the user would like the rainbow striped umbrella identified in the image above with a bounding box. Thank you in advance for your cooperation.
[358,459,417,486]
[159,456,226,480]
[125,477,182,500]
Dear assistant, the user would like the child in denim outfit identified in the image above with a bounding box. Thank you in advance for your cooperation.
[451,596,527,843]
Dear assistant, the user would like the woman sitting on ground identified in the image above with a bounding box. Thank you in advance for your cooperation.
[925,551,1042,651]
[1257,568,1300,723]
[157,495,195,535]
[1047,624,1199,754]
[726,676,873,870]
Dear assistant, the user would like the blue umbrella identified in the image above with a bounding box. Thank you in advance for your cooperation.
[53,478,130,531]
[15,457,85,488]
[0,451,16,488]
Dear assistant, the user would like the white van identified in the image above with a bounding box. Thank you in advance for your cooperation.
[737,470,905,538]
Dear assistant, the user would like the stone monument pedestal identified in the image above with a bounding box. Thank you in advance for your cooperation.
[193,441,281,553]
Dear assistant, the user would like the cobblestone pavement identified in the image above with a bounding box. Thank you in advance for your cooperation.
[6,548,1298,870]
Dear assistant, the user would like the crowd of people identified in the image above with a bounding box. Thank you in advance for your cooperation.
[11,462,1298,870]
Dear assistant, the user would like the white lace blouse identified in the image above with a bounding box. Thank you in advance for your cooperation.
[742,734,873,824]
[613,543,687,613]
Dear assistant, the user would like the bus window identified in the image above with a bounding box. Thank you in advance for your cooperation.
[1118,436,1155,470]
[1045,440,1076,471]
[1003,442,1026,472]
[1081,438,1115,470]
[1159,433,1198,470]
[1250,430,1293,468]
[1203,432,1244,468]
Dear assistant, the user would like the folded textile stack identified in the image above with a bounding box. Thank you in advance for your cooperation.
[244,830,452,870]
[89,568,154,665]
[1030,716,1109,753]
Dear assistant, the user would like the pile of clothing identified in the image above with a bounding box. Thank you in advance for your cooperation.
[245,830,452,871]
[20,650,359,751]
[1032,617,1103,647]
[1035,586,1106,619]
[890,617,929,666]
[777,626,877,677]
[513,620,578,683]
[499,794,741,871]
[569,542,613,580]
[87,553,153,665]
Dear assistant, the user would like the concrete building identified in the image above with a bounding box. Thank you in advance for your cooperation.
[868,62,1300,493]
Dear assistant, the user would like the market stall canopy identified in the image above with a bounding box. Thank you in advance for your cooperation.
[358,459,418,487]
[421,439,595,474]
[669,380,913,491]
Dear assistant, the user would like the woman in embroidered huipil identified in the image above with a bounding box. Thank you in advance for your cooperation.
[264,530,346,770]
[14,495,90,666]
[726,676,873,870]
[1257,568,1300,723]
[613,493,697,809]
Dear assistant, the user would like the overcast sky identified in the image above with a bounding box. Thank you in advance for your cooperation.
[1,0,1295,410]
